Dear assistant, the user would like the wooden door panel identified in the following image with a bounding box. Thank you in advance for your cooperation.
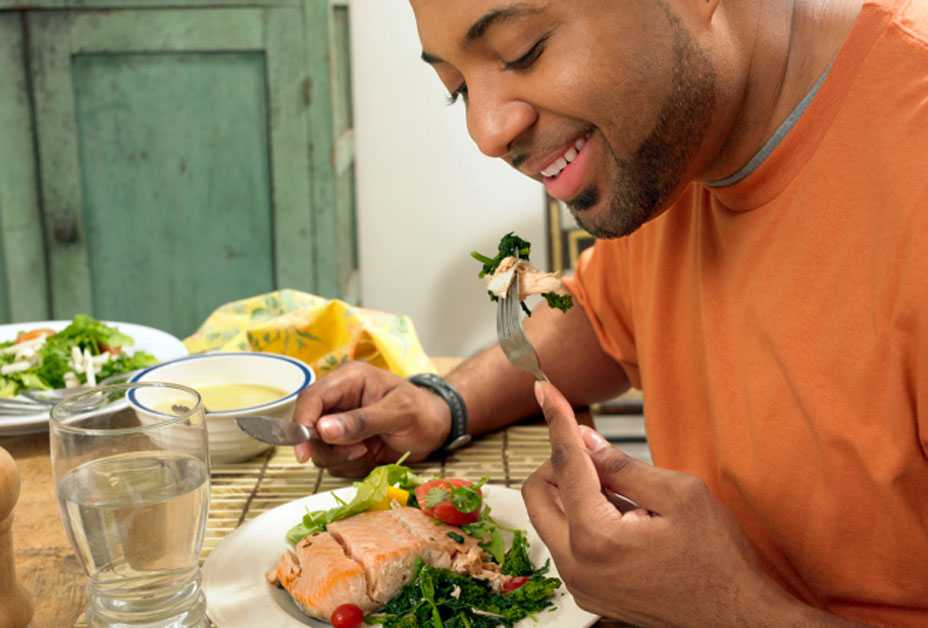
[29,7,315,337]
[72,52,275,336]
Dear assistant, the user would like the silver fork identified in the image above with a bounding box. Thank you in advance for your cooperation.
[497,276,548,382]
[496,275,643,515]
[0,369,143,414]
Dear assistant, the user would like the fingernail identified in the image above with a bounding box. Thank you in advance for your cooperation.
[295,443,309,463]
[318,416,345,440]
[534,381,546,408]
[346,444,368,461]
[580,425,609,452]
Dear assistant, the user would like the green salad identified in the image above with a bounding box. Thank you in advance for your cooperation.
[284,458,562,628]
[0,315,157,398]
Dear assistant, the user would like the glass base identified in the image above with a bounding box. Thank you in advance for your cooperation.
[87,571,208,628]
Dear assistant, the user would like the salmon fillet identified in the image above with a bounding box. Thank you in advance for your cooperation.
[328,509,430,603]
[270,507,494,619]
[266,532,376,620]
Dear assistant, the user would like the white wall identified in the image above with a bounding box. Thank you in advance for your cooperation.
[350,1,547,358]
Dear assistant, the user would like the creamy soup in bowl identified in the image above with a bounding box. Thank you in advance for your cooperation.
[130,352,315,463]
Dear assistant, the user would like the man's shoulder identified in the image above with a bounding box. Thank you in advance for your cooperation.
[892,0,928,45]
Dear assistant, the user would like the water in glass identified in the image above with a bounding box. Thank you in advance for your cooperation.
[51,383,210,627]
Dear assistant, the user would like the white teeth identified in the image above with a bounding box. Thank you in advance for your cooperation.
[540,134,589,178]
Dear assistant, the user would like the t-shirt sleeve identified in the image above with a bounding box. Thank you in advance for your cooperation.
[563,240,641,389]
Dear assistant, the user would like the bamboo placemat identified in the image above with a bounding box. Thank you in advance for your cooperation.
[202,424,552,560]
[75,425,552,627]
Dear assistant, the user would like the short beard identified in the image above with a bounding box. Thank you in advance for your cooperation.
[570,8,717,239]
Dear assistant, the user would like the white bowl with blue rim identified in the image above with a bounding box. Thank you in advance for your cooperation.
[130,352,314,463]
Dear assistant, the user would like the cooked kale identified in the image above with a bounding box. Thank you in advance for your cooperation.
[471,233,573,316]
[470,233,532,278]
[366,560,561,628]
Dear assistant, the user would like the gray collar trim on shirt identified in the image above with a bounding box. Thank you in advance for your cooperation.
[705,65,832,189]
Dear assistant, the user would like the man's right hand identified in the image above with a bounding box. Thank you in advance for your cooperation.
[291,362,452,477]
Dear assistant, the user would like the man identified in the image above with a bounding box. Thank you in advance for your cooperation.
[293,1,928,625]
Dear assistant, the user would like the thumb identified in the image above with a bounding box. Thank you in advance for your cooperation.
[315,397,412,445]
[586,440,681,515]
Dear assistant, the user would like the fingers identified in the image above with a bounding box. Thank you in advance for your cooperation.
[314,393,415,446]
[535,381,618,527]
[305,439,390,478]
[521,461,572,561]
[300,439,368,467]
[587,440,684,515]
[291,363,403,463]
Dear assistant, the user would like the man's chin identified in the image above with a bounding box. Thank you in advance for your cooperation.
[570,195,652,240]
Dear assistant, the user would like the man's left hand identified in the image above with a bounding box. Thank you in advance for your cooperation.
[522,381,813,627]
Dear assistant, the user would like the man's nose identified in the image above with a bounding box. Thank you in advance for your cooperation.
[466,90,537,161]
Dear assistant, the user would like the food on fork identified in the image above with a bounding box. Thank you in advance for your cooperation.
[471,233,573,314]
[268,458,562,626]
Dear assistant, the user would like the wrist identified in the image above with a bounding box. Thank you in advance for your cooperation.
[408,373,470,456]
[426,390,453,449]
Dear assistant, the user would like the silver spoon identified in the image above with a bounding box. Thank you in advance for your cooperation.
[235,415,317,446]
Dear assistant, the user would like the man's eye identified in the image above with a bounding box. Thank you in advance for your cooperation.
[447,84,468,105]
[503,36,549,72]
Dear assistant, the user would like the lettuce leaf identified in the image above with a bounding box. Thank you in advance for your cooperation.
[286,456,422,544]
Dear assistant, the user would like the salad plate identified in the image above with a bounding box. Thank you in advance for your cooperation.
[0,319,187,435]
[203,484,598,628]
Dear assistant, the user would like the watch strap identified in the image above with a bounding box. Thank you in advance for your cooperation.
[408,373,471,456]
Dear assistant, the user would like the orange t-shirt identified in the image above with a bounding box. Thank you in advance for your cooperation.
[565,1,928,625]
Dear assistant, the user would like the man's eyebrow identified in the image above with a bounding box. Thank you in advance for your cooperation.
[420,3,542,66]
[465,3,542,44]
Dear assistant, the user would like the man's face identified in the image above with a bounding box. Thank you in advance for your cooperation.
[412,0,717,238]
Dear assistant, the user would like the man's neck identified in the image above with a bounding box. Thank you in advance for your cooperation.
[699,0,866,183]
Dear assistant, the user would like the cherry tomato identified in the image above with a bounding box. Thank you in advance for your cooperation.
[99,343,123,356]
[502,576,530,593]
[330,603,364,628]
[414,478,482,526]
[15,328,56,344]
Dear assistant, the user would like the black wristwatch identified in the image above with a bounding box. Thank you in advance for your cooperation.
[408,373,471,456]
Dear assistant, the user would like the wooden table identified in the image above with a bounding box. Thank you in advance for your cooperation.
[1,357,627,627]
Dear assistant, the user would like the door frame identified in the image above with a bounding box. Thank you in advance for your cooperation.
[0,13,50,322]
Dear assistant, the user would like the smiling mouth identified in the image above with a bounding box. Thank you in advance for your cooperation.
[539,133,591,179]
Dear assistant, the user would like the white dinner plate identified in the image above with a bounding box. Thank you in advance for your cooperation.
[0,320,188,436]
[203,485,599,628]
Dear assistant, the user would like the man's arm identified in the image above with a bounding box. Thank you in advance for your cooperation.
[292,299,629,475]
[448,301,630,436]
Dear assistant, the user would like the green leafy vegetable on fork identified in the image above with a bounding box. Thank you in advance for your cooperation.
[471,232,574,315]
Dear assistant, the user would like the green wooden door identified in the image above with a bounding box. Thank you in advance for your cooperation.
[29,7,316,338]
[0,13,50,323]
[306,0,359,303]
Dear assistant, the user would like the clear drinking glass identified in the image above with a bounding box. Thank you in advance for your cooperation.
[50,383,210,627]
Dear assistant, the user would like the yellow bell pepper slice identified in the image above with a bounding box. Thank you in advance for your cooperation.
[370,486,410,511]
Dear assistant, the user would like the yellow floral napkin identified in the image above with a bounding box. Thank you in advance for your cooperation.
[184,290,436,378]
